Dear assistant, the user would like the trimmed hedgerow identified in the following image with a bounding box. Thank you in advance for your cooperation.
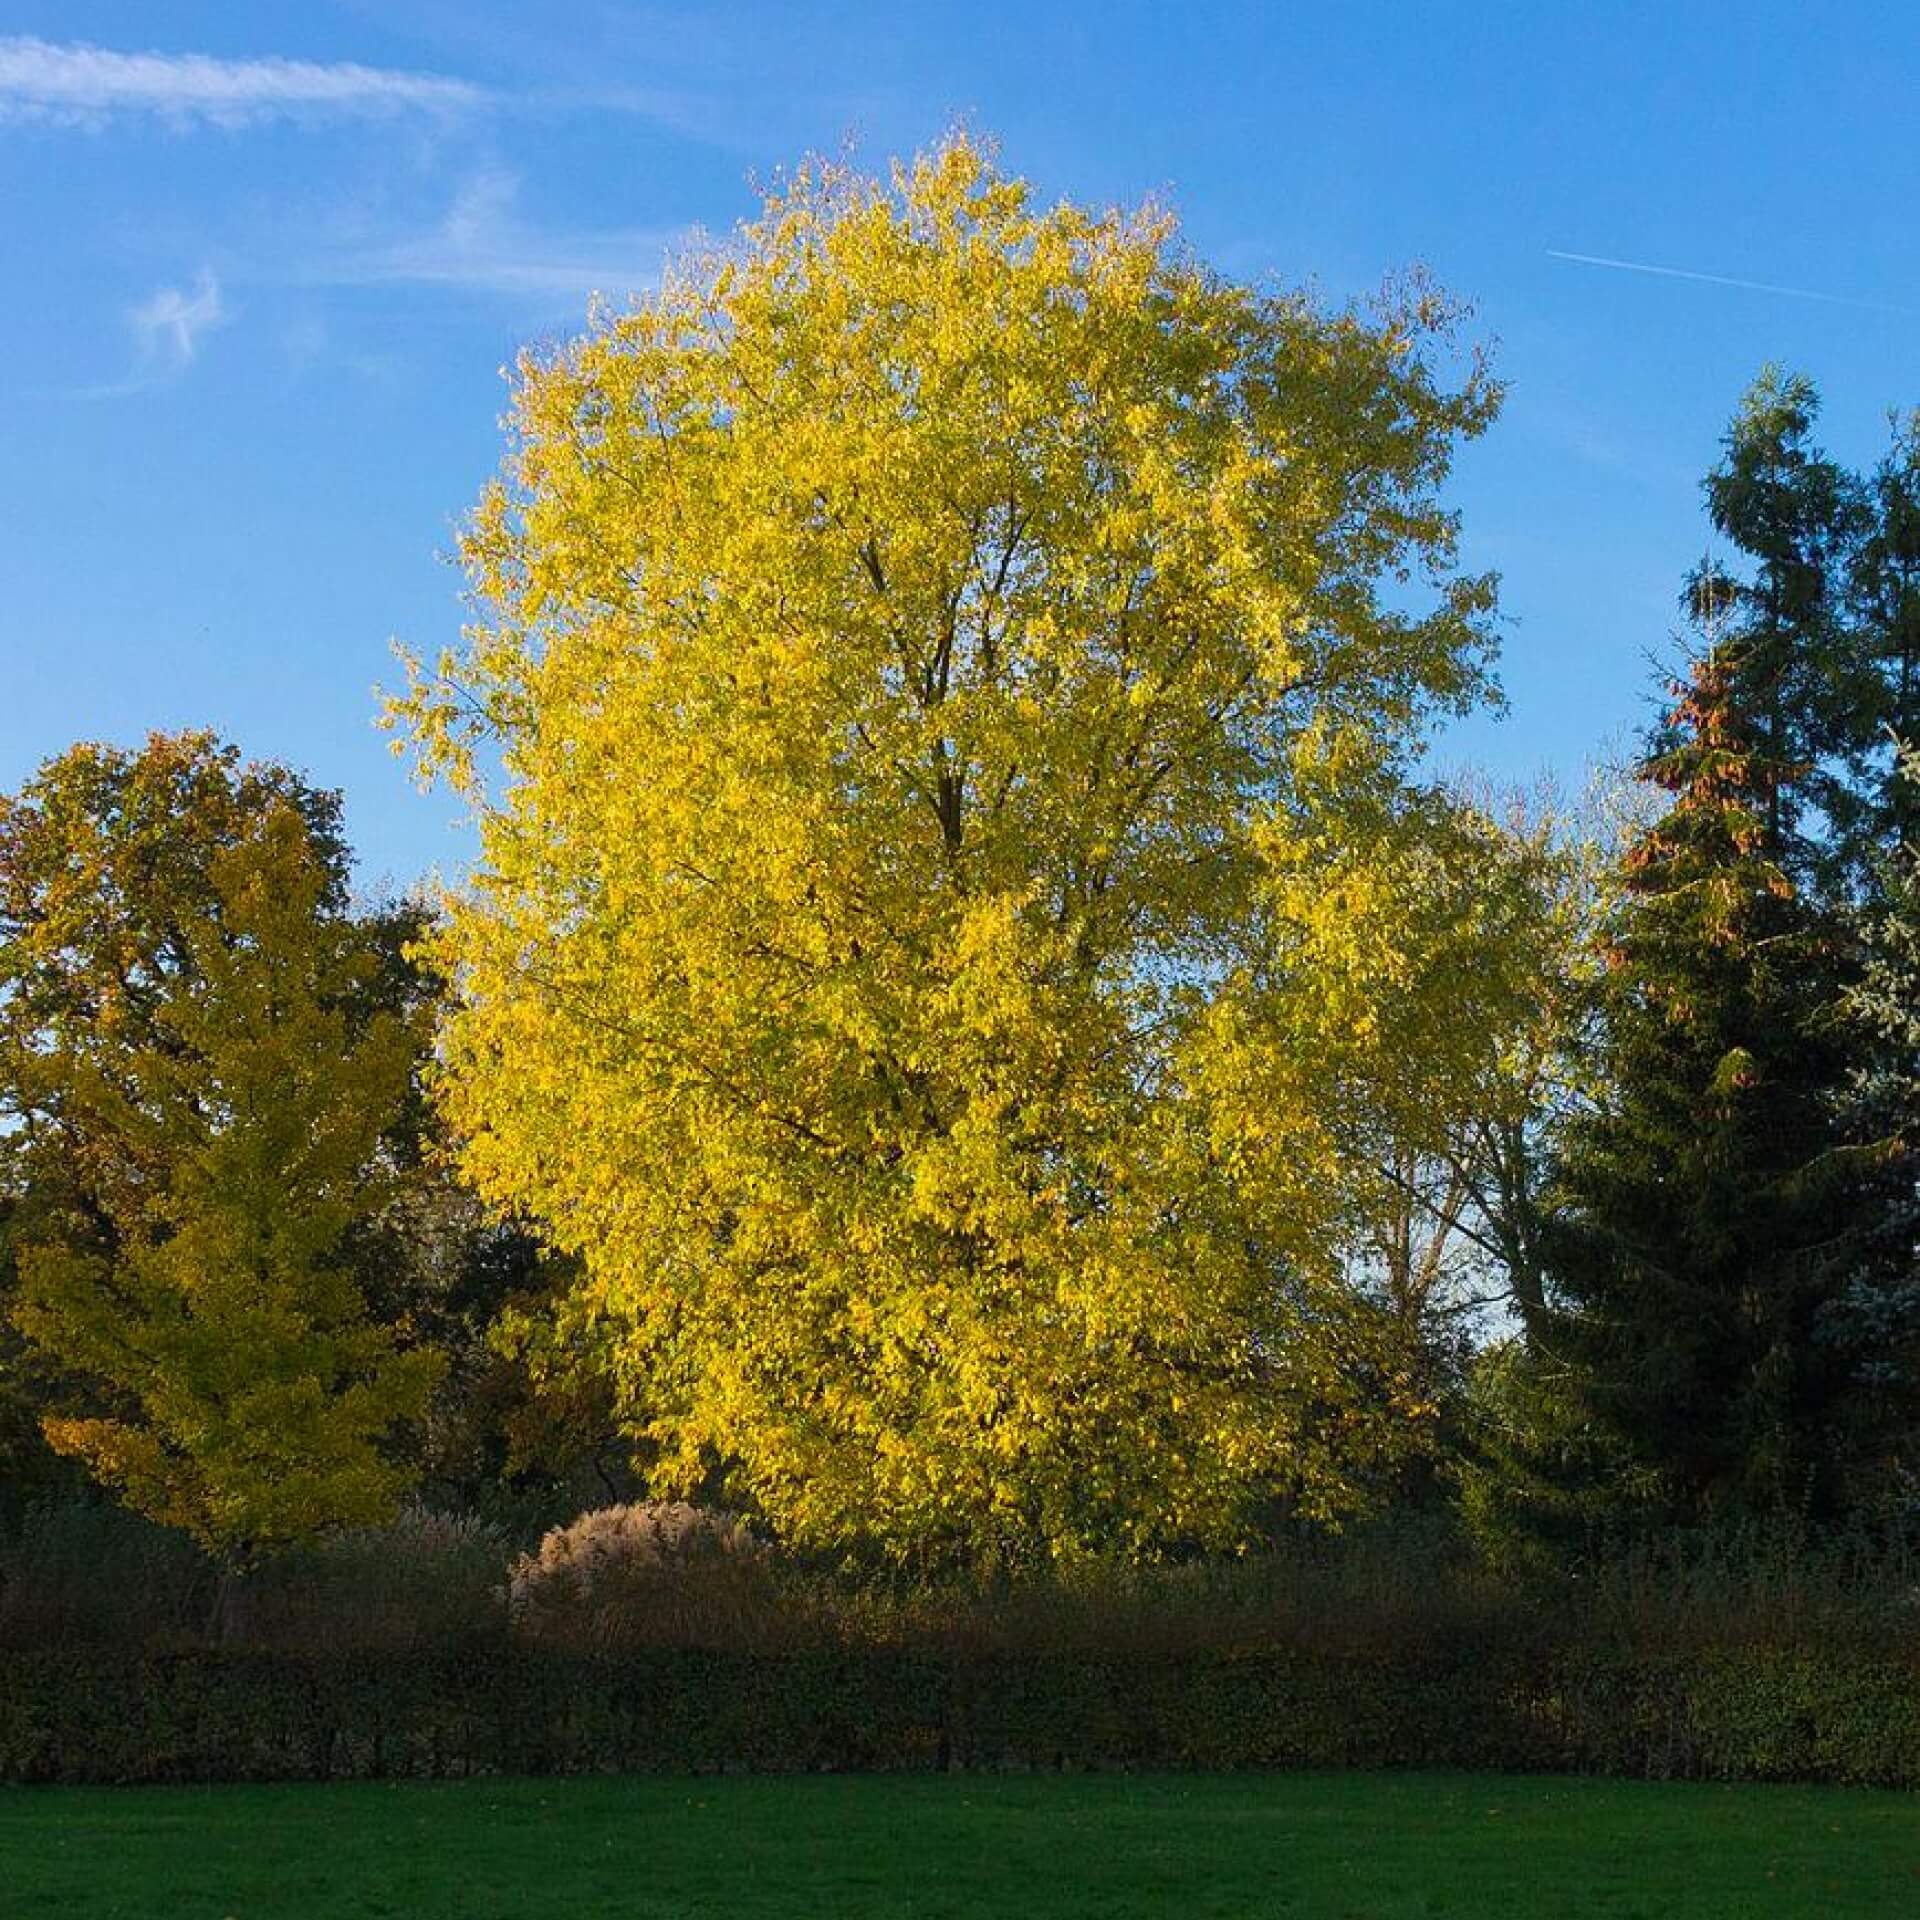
[4,1641,1918,1786]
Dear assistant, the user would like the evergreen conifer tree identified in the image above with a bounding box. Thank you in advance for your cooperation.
[1821,747,1920,1497]
[1541,648,1876,1524]
[1695,368,1873,893]
[1853,417,1920,848]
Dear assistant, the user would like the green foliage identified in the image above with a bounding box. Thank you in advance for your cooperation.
[1451,1338,1648,1571]
[1695,369,1875,889]
[1824,745,1920,1483]
[5,1637,1919,1786]
[1852,416,1920,840]
[1540,649,1885,1525]
[0,736,444,1552]
[1695,369,1920,887]
[1492,375,1920,1545]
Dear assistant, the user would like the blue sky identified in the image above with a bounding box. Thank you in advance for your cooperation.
[5,1,1918,889]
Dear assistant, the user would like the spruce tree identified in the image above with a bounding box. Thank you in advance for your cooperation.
[1822,747,1920,1494]
[1853,416,1920,847]
[1541,650,1874,1525]
[1696,368,1873,892]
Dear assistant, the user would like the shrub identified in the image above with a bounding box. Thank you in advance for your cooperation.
[507,1502,775,1651]
[6,1496,1920,1786]
[826,1517,1520,1661]
[5,1642,1920,1786]
[218,1504,508,1652]
[0,1499,212,1650]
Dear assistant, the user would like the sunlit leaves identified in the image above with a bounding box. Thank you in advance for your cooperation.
[2,741,442,1554]
[395,133,1518,1560]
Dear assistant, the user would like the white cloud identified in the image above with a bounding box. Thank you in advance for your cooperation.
[0,36,483,130]
[130,270,226,369]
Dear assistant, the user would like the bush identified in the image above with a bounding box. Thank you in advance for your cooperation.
[0,1499,511,1656]
[0,1499,213,1650]
[219,1504,508,1653]
[507,1502,776,1651]
[4,1496,1918,1785]
[855,1524,1516,1660]
[4,1641,1919,1786]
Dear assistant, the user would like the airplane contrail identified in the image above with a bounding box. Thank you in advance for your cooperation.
[1547,249,1916,318]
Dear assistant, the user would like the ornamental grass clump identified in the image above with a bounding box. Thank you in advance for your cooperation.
[219,1503,508,1652]
[508,1501,776,1651]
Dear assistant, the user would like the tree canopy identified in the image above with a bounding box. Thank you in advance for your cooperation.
[391,133,1547,1560]
[1,735,443,1554]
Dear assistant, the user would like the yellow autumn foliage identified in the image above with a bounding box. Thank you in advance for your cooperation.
[9,803,443,1554]
[392,133,1544,1559]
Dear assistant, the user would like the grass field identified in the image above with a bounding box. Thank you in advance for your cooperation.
[4,1770,1915,1917]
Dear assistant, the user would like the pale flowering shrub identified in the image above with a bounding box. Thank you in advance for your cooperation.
[507,1501,774,1650]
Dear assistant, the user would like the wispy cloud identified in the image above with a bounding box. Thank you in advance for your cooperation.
[313,168,675,305]
[130,270,226,368]
[0,36,483,130]
[81,269,227,397]
[1547,249,1918,318]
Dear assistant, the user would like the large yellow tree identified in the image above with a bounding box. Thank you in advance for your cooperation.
[394,134,1540,1559]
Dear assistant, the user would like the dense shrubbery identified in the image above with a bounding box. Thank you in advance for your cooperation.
[0,1500,211,1650]
[7,1640,1920,1787]
[3,1496,1919,1785]
[220,1505,509,1653]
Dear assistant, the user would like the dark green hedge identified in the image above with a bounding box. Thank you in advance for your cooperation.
[5,1641,1919,1786]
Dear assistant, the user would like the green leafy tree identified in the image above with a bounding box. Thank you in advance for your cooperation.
[1,737,443,1553]
[391,134,1540,1562]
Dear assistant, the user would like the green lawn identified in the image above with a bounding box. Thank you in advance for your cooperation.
[3,1771,1915,1917]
